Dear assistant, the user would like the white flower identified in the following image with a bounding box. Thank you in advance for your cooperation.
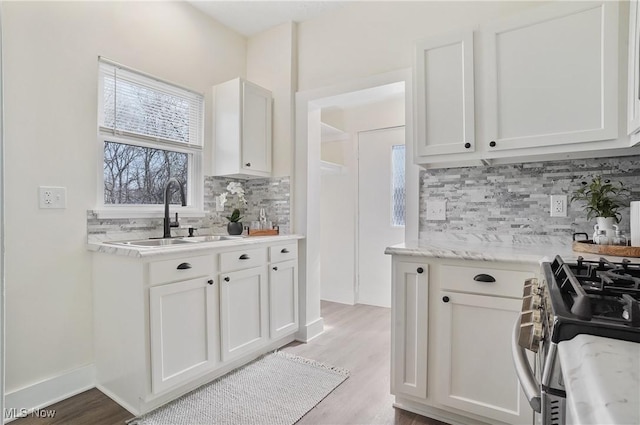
[226,181,245,196]
[218,192,227,207]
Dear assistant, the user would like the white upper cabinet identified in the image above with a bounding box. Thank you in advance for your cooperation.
[629,0,640,136]
[415,31,475,157]
[413,1,627,166]
[484,1,618,151]
[214,78,272,178]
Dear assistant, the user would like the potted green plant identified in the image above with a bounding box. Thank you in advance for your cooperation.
[226,208,244,235]
[219,181,247,235]
[571,176,630,239]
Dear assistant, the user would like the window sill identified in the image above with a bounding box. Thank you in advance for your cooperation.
[90,207,207,220]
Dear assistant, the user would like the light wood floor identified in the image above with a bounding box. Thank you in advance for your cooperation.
[13,301,445,425]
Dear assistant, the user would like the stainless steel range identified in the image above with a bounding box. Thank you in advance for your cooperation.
[512,255,640,425]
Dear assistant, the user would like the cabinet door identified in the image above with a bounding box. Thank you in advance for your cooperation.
[415,31,475,157]
[435,291,531,424]
[269,259,298,339]
[242,80,272,174]
[219,266,268,362]
[629,0,640,136]
[149,277,217,394]
[484,1,618,151]
[391,261,428,399]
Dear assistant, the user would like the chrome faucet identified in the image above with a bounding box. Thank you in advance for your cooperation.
[163,178,186,238]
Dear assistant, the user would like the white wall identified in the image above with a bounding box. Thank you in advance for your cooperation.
[247,22,297,177]
[297,1,542,91]
[3,1,245,395]
[320,139,355,304]
[320,96,405,305]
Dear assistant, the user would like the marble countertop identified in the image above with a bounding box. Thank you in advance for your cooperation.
[385,238,632,265]
[88,234,304,258]
[558,335,640,425]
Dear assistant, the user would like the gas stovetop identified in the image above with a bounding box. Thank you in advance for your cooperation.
[543,255,640,344]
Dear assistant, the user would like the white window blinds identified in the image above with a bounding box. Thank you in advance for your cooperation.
[98,59,204,146]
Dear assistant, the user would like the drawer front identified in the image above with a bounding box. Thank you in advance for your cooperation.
[220,247,267,272]
[149,255,215,286]
[269,243,298,263]
[439,264,534,298]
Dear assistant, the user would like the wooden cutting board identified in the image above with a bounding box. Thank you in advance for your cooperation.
[572,241,640,258]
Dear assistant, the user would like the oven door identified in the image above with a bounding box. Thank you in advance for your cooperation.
[512,316,542,413]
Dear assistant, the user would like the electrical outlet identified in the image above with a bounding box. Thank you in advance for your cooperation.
[550,195,567,217]
[426,200,447,221]
[39,186,67,209]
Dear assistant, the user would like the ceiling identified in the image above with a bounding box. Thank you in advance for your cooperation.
[187,1,348,37]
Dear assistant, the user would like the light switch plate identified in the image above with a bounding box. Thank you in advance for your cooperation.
[39,186,67,209]
[426,200,447,221]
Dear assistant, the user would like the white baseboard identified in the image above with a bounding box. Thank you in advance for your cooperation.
[4,365,95,424]
[295,317,324,343]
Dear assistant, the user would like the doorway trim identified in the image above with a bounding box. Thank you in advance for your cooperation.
[294,68,417,341]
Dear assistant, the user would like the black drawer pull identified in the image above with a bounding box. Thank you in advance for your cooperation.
[207,279,214,285]
[177,263,192,270]
[417,267,424,274]
[443,296,450,303]
[473,273,496,283]
[239,254,250,260]
[224,276,230,282]
[273,266,278,271]
[281,248,290,254]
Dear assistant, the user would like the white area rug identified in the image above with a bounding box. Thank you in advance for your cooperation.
[128,351,349,425]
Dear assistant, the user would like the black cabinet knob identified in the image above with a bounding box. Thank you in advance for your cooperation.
[207,279,214,285]
[417,267,424,274]
[273,266,278,271]
[443,296,450,303]
[224,276,230,282]
[245,162,251,167]
[489,141,496,147]
[464,142,471,149]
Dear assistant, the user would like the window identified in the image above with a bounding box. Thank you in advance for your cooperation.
[97,58,204,213]
[391,144,405,227]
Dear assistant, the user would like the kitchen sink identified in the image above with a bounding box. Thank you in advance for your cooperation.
[106,235,243,248]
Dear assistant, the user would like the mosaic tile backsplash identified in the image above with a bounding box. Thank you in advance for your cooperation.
[87,176,290,243]
[419,155,640,244]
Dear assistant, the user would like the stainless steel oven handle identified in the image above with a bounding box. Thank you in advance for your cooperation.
[511,316,542,413]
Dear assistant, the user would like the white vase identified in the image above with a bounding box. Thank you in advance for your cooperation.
[593,217,617,243]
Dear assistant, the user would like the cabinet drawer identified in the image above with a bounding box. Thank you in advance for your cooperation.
[439,264,534,298]
[220,247,266,272]
[269,243,297,263]
[149,255,215,286]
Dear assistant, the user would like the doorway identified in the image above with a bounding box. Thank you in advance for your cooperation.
[357,127,405,308]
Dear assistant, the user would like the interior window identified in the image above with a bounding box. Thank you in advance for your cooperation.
[97,58,203,209]
[391,144,405,227]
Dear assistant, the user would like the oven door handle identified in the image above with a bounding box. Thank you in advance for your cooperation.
[511,316,542,413]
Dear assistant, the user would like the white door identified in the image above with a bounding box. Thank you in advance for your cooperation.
[242,80,272,174]
[149,277,217,394]
[219,266,268,362]
[358,126,405,307]
[269,259,299,339]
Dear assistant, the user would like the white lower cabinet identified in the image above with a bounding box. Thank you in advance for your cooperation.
[390,256,537,425]
[435,291,528,424]
[219,266,268,362]
[269,259,298,339]
[391,261,428,399]
[149,277,217,394]
[93,238,300,415]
